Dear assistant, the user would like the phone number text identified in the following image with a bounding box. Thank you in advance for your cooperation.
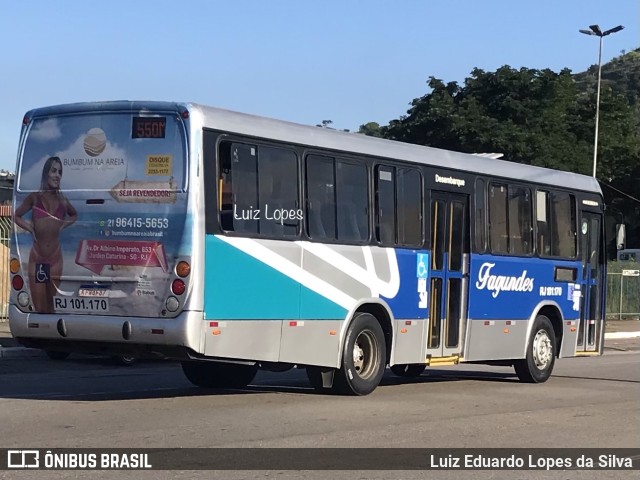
[107,217,169,229]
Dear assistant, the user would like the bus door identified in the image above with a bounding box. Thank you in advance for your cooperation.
[427,192,470,358]
[577,211,604,352]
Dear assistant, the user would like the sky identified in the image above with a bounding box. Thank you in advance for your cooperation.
[0,0,638,172]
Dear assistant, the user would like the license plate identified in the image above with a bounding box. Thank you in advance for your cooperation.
[54,296,110,313]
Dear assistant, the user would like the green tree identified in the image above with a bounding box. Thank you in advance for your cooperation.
[357,122,384,138]
[359,55,640,250]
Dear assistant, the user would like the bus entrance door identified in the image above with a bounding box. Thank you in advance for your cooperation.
[426,192,470,360]
[577,212,604,353]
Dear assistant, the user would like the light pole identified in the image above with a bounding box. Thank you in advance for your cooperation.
[579,24,624,178]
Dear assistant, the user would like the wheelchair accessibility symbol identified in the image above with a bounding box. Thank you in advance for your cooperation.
[35,263,50,283]
[416,253,428,279]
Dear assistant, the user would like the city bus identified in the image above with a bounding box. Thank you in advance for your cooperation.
[9,101,606,395]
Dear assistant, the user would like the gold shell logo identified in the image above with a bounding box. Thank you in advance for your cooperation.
[83,128,107,157]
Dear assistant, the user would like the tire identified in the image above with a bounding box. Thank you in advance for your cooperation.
[514,315,556,383]
[181,361,258,388]
[113,355,136,366]
[45,350,70,360]
[390,363,427,378]
[333,313,386,396]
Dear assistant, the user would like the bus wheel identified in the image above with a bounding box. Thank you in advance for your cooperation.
[181,361,258,388]
[514,315,556,383]
[334,313,386,396]
[390,364,427,378]
[45,350,70,360]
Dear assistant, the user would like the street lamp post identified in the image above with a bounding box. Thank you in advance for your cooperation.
[579,24,624,178]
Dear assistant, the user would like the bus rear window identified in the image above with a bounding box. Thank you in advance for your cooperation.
[18,113,187,193]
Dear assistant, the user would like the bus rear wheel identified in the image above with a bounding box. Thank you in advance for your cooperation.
[390,364,427,378]
[181,361,258,388]
[514,315,556,383]
[333,313,386,396]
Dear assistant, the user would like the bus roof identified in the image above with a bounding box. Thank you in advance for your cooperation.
[25,100,602,195]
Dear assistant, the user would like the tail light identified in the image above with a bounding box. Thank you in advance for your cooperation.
[171,279,185,295]
[12,275,24,290]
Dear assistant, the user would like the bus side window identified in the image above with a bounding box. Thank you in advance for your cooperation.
[218,142,234,231]
[489,183,508,253]
[217,141,260,234]
[306,155,335,240]
[474,178,486,252]
[536,190,551,255]
[336,160,368,242]
[258,146,299,237]
[375,166,395,245]
[550,192,576,258]
[220,179,234,231]
[509,186,533,255]
[397,167,422,246]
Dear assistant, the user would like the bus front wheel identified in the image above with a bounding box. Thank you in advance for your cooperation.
[514,315,556,383]
[333,313,386,396]
[181,361,258,389]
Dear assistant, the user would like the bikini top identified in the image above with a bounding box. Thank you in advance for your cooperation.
[32,195,67,220]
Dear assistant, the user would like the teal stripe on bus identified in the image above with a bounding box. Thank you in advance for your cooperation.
[203,235,347,320]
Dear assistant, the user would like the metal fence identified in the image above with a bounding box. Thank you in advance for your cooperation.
[606,269,640,320]
[0,215,10,320]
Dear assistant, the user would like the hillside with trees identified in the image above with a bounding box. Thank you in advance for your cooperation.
[359,48,640,256]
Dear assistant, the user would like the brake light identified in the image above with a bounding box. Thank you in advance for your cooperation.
[171,279,185,295]
[12,275,24,290]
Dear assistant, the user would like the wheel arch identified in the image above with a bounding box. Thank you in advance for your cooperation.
[526,302,564,358]
[338,299,394,365]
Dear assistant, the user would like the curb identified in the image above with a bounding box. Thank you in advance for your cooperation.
[604,331,640,339]
[0,333,638,360]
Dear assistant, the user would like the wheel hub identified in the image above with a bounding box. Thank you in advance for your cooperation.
[352,330,378,379]
[532,330,552,370]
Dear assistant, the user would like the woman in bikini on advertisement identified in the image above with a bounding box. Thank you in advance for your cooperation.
[14,156,78,313]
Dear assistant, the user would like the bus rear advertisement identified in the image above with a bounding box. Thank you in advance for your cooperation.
[11,108,190,321]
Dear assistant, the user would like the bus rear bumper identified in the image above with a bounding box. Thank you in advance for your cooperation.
[8,305,204,359]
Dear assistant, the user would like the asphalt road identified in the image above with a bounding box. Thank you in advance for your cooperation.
[0,351,638,480]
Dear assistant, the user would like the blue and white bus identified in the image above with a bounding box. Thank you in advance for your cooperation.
[9,101,606,395]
